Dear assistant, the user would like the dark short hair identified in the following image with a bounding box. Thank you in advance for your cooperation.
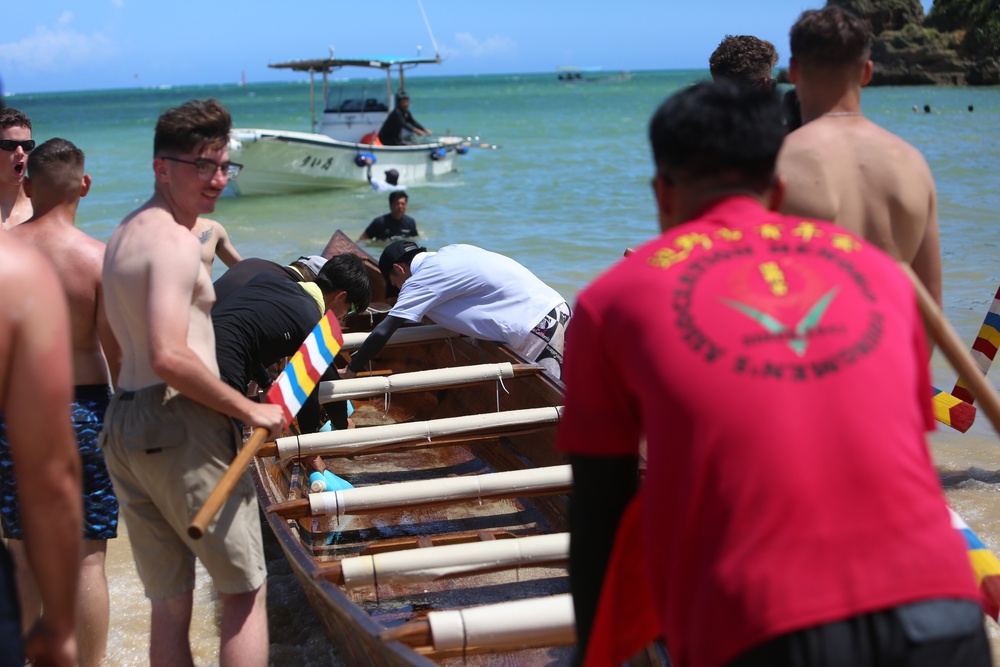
[0,107,31,132]
[389,190,408,206]
[315,253,372,313]
[709,35,779,87]
[790,5,873,67]
[27,138,84,188]
[649,80,784,191]
[154,98,232,157]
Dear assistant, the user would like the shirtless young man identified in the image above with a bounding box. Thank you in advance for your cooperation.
[7,138,120,667]
[777,6,942,305]
[192,216,243,276]
[0,228,82,667]
[0,108,34,229]
[101,99,286,667]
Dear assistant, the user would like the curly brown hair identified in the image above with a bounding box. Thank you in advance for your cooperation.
[0,108,31,132]
[709,36,779,87]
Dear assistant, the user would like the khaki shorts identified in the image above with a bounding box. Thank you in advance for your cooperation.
[100,385,265,599]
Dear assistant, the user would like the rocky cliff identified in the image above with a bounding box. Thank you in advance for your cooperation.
[830,0,1000,85]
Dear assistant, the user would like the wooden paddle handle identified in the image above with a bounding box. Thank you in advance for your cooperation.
[901,264,1000,433]
[188,427,269,539]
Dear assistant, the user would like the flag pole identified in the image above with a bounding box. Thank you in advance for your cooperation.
[188,311,343,539]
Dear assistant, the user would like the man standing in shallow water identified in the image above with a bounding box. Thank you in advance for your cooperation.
[101,98,286,667]
[8,138,121,667]
[777,6,942,305]
[0,108,34,229]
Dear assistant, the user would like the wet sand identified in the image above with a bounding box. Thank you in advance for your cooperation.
[104,513,342,666]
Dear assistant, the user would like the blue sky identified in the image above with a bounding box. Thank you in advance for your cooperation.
[4,1,936,94]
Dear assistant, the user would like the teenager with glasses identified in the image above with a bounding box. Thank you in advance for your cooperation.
[0,108,34,229]
[101,98,287,667]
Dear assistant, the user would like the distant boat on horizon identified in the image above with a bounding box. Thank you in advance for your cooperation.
[556,66,633,83]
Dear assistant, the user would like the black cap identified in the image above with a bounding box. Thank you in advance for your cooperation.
[396,91,410,101]
[379,240,425,298]
[384,168,399,185]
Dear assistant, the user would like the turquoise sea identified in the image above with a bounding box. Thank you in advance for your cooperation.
[8,70,1000,664]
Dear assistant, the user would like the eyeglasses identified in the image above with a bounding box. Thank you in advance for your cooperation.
[0,139,35,152]
[159,155,242,181]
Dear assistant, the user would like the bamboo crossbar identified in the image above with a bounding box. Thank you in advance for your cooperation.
[382,594,576,652]
[268,465,573,519]
[318,362,544,404]
[268,406,563,460]
[257,422,555,459]
[315,533,569,587]
[341,325,458,351]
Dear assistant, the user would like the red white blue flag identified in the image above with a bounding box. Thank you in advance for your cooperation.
[266,311,343,424]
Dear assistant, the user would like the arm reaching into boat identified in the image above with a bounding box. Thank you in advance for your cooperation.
[343,314,407,378]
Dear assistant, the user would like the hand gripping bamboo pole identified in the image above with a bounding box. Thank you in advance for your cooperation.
[188,428,268,539]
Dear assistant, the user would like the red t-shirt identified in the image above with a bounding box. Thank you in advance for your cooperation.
[557,197,979,667]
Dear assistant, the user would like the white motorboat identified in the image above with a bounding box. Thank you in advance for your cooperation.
[229,54,470,196]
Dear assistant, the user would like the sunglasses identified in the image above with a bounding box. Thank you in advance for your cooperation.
[159,155,242,181]
[0,139,35,152]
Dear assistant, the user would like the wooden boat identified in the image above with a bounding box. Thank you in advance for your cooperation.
[250,233,669,665]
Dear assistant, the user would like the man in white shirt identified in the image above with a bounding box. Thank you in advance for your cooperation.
[345,240,571,378]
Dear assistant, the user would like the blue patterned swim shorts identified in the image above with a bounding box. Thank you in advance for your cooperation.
[0,384,119,540]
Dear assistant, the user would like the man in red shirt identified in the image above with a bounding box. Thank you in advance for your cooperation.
[557,81,989,667]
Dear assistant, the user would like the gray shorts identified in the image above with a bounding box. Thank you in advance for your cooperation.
[100,385,265,599]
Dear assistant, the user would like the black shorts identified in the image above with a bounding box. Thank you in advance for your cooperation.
[728,599,991,667]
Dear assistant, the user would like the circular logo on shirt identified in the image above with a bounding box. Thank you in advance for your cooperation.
[653,223,885,381]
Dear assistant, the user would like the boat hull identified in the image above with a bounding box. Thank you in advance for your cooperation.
[228,129,461,196]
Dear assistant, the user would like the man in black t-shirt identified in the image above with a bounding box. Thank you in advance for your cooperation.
[212,254,370,433]
[377,91,431,146]
[358,190,418,242]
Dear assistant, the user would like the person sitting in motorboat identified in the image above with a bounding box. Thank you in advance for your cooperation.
[377,91,432,146]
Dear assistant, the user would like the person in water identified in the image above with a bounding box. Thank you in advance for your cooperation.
[359,190,419,242]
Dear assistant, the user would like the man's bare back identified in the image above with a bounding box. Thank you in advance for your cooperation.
[780,6,942,305]
[778,117,940,294]
[13,219,118,385]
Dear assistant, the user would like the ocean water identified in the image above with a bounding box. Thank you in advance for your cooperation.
[7,71,1000,664]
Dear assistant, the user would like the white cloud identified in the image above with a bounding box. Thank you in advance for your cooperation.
[57,11,73,26]
[111,0,124,7]
[449,32,516,58]
[0,24,117,73]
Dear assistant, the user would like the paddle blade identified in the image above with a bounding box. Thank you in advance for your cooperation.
[265,311,344,424]
[932,386,977,432]
[951,508,1000,620]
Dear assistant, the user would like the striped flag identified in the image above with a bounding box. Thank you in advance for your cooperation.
[266,311,344,424]
[950,508,1000,620]
[952,285,1000,405]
